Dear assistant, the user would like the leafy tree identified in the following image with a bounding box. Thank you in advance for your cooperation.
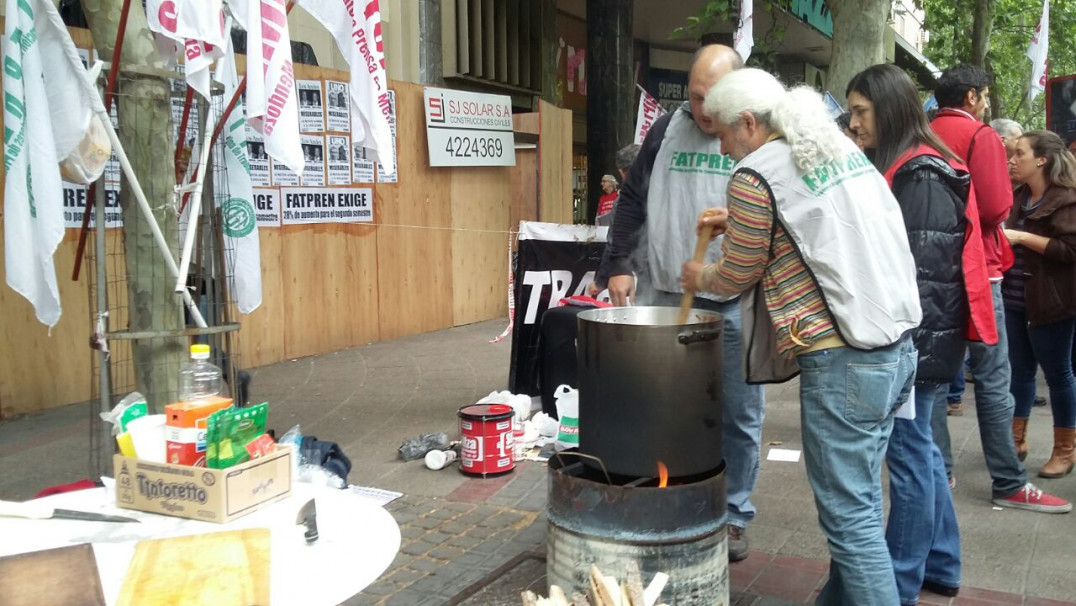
[919,0,1076,126]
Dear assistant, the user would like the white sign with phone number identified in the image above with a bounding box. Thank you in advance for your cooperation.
[422,87,516,167]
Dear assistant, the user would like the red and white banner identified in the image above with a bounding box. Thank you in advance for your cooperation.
[1027,0,1050,102]
[633,86,667,145]
[146,0,226,98]
[297,0,396,175]
[233,0,305,173]
[734,0,754,63]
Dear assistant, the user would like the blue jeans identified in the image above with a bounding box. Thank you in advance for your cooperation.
[931,283,1026,498]
[887,383,962,604]
[654,292,765,530]
[797,336,917,606]
[1007,309,1076,427]
[946,354,968,402]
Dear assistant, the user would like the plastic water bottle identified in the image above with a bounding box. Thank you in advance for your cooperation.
[178,344,223,402]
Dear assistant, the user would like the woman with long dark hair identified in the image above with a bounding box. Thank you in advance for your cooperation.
[1004,130,1076,478]
[846,64,997,604]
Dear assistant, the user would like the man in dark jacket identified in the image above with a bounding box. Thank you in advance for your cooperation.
[929,65,1061,513]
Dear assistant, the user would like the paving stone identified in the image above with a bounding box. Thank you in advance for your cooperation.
[439,522,471,534]
[383,566,425,586]
[408,558,444,573]
[356,581,395,596]
[411,516,443,530]
[423,531,453,545]
[447,535,482,550]
[382,589,429,606]
[399,525,426,540]
[428,545,466,561]
[443,502,475,513]
[465,524,502,539]
[400,540,436,556]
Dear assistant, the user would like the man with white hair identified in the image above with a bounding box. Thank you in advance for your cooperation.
[991,118,1023,159]
[681,68,922,604]
[600,44,764,562]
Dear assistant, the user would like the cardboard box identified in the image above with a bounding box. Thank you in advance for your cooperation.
[113,445,292,523]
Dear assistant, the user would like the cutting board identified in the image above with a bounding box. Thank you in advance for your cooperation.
[117,529,270,606]
[0,543,106,606]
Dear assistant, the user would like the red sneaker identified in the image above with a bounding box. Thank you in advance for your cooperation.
[992,483,1072,513]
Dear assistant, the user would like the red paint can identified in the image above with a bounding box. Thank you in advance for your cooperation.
[459,404,516,477]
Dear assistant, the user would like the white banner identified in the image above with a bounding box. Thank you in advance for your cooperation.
[146,0,226,98]
[423,87,516,167]
[1027,0,1050,102]
[281,187,374,224]
[375,89,397,183]
[297,0,395,174]
[733,0,754,63]
[234,0,305,173]
[4,0,106,326]
[252,187,282,227]
[215,37,263,314]
[633,87,667,146]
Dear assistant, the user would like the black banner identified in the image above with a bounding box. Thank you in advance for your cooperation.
[1047,75,1076,145]
[508,233,605,396]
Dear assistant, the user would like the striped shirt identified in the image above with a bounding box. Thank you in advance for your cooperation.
[699,172,837,357]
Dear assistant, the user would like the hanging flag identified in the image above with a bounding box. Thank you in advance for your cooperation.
[146,0,226,99]
[297,0,396,175]
[214,39,263,314]
[4,0,107,327]
[233,0,305,173]
[1026,0,1049,102]
[733,0,754,63]
[633,86,667,145]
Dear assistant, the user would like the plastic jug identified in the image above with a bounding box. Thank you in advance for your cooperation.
[554,385,579,452]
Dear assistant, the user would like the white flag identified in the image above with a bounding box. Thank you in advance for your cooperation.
[214,41,263,314]
[3,0,105,327]
[297,0,395,175]
[233,0,305,173]
[1026,0,1049,102]
[633,87,667,145]
[146,0,226,99]
[733,0,754,63]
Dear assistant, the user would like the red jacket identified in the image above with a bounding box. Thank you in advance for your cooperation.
[931,108,1015,278]
[884,145,998,346]
[597,192,618,217]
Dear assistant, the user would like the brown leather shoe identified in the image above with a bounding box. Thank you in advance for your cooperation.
[1013,417,1030,462]
[728,525,749,562]
[1039,427,1076,479]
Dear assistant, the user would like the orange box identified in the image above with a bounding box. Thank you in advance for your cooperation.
[165,396,234,467]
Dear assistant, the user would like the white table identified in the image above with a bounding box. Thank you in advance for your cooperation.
[0,482,401,605]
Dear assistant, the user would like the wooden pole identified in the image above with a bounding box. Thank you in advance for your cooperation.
[677,225,714,324]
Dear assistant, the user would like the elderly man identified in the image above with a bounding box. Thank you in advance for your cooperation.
[599,44,764,561]
[682,68,921,604]
[991,118,1023,159]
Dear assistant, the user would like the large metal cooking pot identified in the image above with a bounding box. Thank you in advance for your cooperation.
[576,306,723,478]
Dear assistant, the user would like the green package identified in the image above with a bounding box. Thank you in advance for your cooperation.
[205,406,230,468]
[208,403,269,469]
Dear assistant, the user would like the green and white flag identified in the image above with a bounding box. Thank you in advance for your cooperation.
[214,38,262,314]
[3,0,106,327]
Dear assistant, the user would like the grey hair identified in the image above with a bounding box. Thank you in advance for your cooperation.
[704,68,848,171]
[615,144,640,171]
[990,118,1023,139]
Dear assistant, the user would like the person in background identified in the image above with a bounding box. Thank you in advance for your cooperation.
[991,118,1024,160]
[1004,131,1076,481]
[590,144,641,296]
[684,68,921,604]
[601,44,764,562]
[929,66,1068,514]
[595,174,620,226]
[848,63,993,603]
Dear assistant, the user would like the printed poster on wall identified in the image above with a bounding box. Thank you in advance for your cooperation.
[280,187,374,225]
[327,135,352,185]
[353,144,375,183]
[247,131,271,186]
[272,155,300,187]
[325,80,350,132]
[301,135,326,186]
[375,90,398,183]
[298,80,325,133]
[252,187,281,227]
[62,184,123,229]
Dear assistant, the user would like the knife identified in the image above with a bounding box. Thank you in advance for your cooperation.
[0,499,140,523]
[295,498,318,543]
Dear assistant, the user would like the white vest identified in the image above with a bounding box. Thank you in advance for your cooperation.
[735,139,922,383]
[647,106,735,300]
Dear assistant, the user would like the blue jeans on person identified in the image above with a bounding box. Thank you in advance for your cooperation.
[797,336,917,606]
[653,292,765,531]
[931,283,1026,497]
[887,383,962,604]
[946,354,968,402]
[1007,309,1076,427]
